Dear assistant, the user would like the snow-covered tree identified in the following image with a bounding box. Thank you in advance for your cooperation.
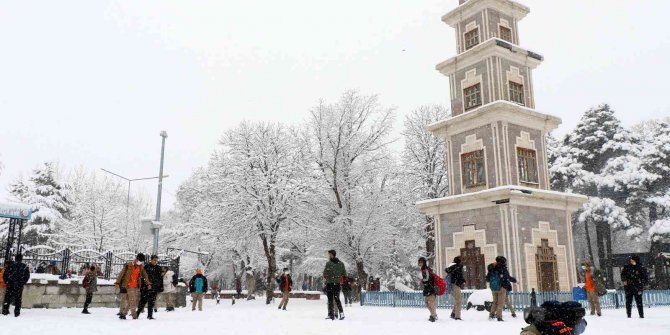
[9,162,71,246]
[215,122,314,303]
[401,105,449,264]
[308,89,395,283]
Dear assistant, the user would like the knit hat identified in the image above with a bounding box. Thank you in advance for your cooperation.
[136,253,146,262]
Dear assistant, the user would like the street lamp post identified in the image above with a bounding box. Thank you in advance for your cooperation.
[100,169,168,237]
[153,131,168,255]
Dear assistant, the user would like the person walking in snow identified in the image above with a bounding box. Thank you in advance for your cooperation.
[115,253,152,320]
[189,269,208,311]
[276,268,293,310]
[82,265,98,314]
[504,287,517,318]
[621,255,648,319]
[162,267,177,312]
[245,267,256,300]
[2,254,30,317]
[418,257,438,322]
[323,250,346,320]
[486,256,516,322]
[137,255,164,320]
[341,276,353,307]
[0,260,7,308]
[581,260,604,316]
[446,256,465,320]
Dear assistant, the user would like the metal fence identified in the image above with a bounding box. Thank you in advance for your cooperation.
[361,290,670,310]
[13,245,179,280]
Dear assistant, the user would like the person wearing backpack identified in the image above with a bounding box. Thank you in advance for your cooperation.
[418,257,438,322]
[446,256,465,320]
[581,260,604,316]
[82,265,98,314]
[189,269,208,311]
[486,256,516,321]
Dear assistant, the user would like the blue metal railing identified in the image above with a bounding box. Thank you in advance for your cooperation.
[361,290,670,310]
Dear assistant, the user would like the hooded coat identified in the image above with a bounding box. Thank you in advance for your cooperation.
[621,256,648,294]
[446,256,466,288]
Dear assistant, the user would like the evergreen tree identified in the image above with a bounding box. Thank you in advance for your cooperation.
[10,162,71,246]
[552,104,631,286]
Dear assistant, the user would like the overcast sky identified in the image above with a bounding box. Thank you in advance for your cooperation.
[1,0,669,208]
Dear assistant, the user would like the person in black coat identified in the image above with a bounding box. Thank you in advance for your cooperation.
[446,256,466,320]
[138,255,164,320]
[2,254,30,317]
[418,257,437,322]
[621,255,648,318]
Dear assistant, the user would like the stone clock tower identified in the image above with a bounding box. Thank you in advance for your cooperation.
[417,0,587,292]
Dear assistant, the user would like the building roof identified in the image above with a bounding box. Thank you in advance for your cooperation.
[436,38,543,77]
[442,0,530,27]
[426,100,562,138]
[416,185,587,215]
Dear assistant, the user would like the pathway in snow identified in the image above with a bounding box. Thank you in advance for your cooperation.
[3,298,668,335]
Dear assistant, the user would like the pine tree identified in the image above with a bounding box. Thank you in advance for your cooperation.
[10,162,71,246]
[553,104,631,286]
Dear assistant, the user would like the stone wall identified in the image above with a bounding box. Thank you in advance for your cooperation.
[21,279,187,309]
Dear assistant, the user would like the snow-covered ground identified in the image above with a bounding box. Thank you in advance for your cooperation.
[3,298,669,335]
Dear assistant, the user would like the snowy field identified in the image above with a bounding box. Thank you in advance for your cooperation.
[3,298,669,335]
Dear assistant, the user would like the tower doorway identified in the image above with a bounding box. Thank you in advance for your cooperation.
[460,240,486,289]
[536,239,559,292]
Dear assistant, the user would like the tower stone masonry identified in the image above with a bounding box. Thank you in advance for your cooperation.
[417,0,587,292]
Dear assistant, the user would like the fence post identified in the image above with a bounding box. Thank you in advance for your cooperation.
[60,248,71,279]
[104,251,113,280]
[393,291,397,307]
[614,291,620,309]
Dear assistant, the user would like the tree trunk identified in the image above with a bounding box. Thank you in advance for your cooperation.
[649,203,666,289]
[584,219,595,264]
[356,258,367,293]
[604,224,614,287]
[261,235,277,305]
[425,215,436,266]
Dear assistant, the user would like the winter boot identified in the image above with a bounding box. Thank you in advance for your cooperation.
[450,312,455,319]
[497,317,504,322]
[82,309,91,314]
[119,315,127,320]
[428,315,436,322]
[339,313,345,320]
[511,313,517,318]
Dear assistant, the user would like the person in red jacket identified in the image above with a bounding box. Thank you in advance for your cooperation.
[275,268,293,310]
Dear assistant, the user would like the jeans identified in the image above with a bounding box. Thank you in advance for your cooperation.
[490,288,507,319]
[587,290,601,315]
[279,291,290,309]
[84,292,93,310]
[2,285,24,316]
[325,283,343,318]
[343,289,352,305]
[451,286,462,318]
[192,293,204,311]
[625,291,643,318]
[138,290,157,317]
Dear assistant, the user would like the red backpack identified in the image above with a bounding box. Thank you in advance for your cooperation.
[82,275,90,289]
[432,272,447,296]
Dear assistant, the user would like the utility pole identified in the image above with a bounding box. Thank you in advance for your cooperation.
[153,130,168,255]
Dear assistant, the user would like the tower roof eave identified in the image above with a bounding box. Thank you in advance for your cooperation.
[416,185,588,216]
[436,38,543,77]
[442,0,530,27]
[427,100,562,137]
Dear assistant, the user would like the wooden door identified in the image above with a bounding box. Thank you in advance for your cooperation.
[536,239,558,292]
[460,240,486,289]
